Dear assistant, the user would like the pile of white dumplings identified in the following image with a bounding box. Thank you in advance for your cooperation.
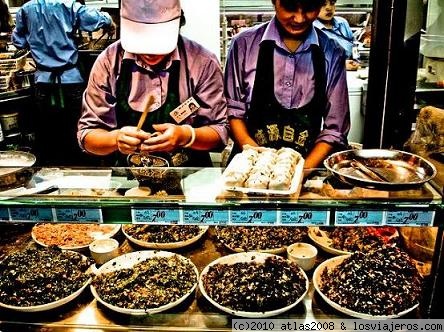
[224,147,301,190]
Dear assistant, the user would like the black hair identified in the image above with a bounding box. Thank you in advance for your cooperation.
[180,9,186,27]
[271,0,325,12]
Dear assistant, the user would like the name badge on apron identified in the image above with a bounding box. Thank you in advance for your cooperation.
[169,97,200,124]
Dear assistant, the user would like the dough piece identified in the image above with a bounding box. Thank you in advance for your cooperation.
[245,174,269,189]
[269,173,292,190]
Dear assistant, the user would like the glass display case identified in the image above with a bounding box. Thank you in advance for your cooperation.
[1,1,444,329]
[0,165,443,330]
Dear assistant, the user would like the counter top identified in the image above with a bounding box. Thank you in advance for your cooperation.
[0,167,441,226]
[0,225,425,331]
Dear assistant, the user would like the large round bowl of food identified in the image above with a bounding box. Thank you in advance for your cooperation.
[199,252,309,317]
[313,246,422,319]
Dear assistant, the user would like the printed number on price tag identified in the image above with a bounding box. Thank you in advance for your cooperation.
[386,210,434,226]
[10,208,54,222]
[335,210,383,225]
[230,209,277,225]
[183,209,228,224]
[132,208,180,224]
[55,208,102,222]
[281,210,329,225]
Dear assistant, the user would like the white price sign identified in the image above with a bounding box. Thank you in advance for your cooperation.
[230,209,277,225]
[55,208,103,222]
[335,210,384,225]
[132,208,180,224]
[10,207,54,222]
[183,209,228,224]
[281,210,329,225]
[386,210,434,226]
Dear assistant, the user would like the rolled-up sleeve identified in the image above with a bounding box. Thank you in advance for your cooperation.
[78,45,118,150]
[74,3,112,32]
[224,36,249,119]
[316,39,350,147]
[187,50,229,145]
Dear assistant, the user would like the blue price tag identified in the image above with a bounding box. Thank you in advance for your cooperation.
[10,207,54,222]
[55,208,102,222]
[132,208,180,224]
[0,208,9,221]
[386,210,434,226]
[335,210,384,225]
[230,209,277,225]
[183,209,228,224]
[281,210,329,225]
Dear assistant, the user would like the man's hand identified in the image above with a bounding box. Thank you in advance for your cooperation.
[140,123,191,153]
[116,126,151,155]
[346,59,360,71]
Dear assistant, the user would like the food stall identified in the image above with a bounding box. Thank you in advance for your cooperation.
[0,0,443,330]
[0,145,443,329]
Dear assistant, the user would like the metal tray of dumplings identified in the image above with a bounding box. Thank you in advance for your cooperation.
[324,149,437,190]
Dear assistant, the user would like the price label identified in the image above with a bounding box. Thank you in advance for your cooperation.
[132,208,180,224]
[55,208,102,222]
[10,207,54,222]
[281,210,329,225]
[386,210,435,226]
[0,208,9,221]
[230,209,277,225]
[183,209,229,224]
[335,210,384,225]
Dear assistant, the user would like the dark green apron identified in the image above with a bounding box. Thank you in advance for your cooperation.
[244,36,327,157]
[114,40,212,167]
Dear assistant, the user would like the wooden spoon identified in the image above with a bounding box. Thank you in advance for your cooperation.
[136,94,155,131]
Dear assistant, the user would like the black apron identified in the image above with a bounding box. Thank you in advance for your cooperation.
[243,37,327,158]
[114,39,212,167]
[35,62,77,108]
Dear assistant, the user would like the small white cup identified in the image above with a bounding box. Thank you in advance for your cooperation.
[89,238,119,265]
[287,242,318,271]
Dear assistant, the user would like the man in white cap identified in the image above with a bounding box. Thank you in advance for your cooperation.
[78,0,228,166]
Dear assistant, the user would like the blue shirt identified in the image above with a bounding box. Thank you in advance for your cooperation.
[314,16,355,59]
[12,0,112,84]
[224,17,350,148]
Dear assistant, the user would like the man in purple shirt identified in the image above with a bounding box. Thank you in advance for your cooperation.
[78,0,228,166]
[224,0,350,169]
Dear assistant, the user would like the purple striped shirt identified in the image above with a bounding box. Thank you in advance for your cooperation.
[78,37,228,149]
[224,17,350,147]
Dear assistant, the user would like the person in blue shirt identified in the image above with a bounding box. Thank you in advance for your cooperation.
[313,0,360,71]
[12,0,115,166]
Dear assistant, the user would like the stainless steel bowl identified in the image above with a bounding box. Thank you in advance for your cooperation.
[0,151,37,190]
[127,153,170,184]
[126,153,183,195]
[323,149,437,190]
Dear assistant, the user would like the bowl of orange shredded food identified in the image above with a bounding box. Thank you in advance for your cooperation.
[31,223,121,250]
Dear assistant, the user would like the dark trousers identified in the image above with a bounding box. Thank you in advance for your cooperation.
[33,83,98,166]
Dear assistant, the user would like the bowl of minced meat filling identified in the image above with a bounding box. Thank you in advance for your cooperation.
[313,246,422,318]
[199,252,309,317]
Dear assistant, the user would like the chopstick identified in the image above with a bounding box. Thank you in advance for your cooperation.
[137,94,155,131]
[350,159,389,182]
